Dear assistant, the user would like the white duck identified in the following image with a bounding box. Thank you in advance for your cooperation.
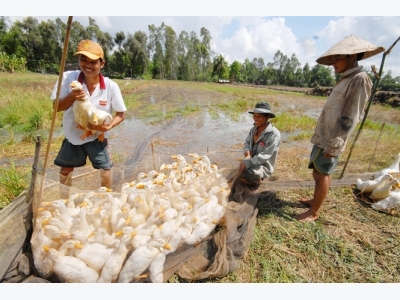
[118,239,171,283]
[371,190,400,211]
[149,250,167,283]
[132,193,151,219]
[115,226,152,249]
[107,195,127,232]
[70,80,97,141]
[153,206,188,243]
[356,173,394,193]
[200,155,212,173]
[48,199,75,228]
[171,154,188,165]
[125,206,146,228]
[88,106,113,142]
[42,217,71,237]
[371,153,400,180]
[97,234,131,283]
[370,178,400,201]
[185,215,217,245]
[168,170,182,192]
[88,227,118,248]
[30,225,57,278]
[76,206,94,237]
[73,239,119,272]
[46,247,99,283]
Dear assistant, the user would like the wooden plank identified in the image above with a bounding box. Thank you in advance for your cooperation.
[0,192,32,281]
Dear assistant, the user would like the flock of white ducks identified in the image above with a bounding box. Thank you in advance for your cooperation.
[355,153,400,212]
[31,153,229,283]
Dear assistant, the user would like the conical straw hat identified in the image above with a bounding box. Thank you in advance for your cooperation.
[316,35,385,65]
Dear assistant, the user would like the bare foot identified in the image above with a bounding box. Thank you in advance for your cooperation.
[294,210,319,222]
[298,198,314,207]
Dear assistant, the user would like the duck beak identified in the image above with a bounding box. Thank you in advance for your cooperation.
[87,231,95,239]
[164,243,172,250]
[74,243,83,249]
[115,230,123,236]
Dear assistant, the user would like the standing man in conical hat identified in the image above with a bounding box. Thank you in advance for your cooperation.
[295,35,384,222]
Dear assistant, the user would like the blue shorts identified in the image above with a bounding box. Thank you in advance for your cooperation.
[54,138,113,170]
[308,145,339,175]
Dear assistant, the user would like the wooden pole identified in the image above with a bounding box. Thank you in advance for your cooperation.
[28,135,42,222]
[339,36,400,179]
[36,16,73,211]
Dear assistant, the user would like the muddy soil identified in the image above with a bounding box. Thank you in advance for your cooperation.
[41,81,399,191]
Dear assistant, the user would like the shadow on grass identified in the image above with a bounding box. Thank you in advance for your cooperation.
[255,190,305,221]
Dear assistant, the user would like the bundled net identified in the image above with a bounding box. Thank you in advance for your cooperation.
[19,151,260,283]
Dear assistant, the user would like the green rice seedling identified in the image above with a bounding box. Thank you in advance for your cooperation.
[274,112,316,133]
[288,130,314,141]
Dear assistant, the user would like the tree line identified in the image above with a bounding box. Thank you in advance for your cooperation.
[0,16,399,91]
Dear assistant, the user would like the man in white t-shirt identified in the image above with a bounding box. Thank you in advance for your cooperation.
[51,39,127,191]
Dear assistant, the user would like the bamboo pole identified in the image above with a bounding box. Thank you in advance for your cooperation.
[35,16,73,213]
[339,36,400,179]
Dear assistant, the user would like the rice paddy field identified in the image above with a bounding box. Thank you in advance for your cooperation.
[1,72,399,288]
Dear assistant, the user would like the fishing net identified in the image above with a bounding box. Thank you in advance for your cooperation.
[1,150,261,283]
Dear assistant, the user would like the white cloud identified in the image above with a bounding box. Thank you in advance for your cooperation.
[215,17,317,71]
[317,16,400,76]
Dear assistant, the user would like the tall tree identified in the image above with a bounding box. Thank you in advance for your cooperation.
[123,31,149,78]
[0,17,10,52]
[199,27,213,80]
[264,62,276,85]
[176,30,189,80]
[309,64,335,87]
[114,31,126,50]
[273,50,288,85]
[68,20,87,62]
[37,19,60,73]
[303,63,311,86]
[212,54,228,80]
[148,23,165,79]
[163,25,178,80]
[283,53,301,86]
[229,60,241,82]
[84,17,114,61]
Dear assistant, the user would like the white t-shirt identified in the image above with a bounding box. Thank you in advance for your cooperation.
[51,71,127,145]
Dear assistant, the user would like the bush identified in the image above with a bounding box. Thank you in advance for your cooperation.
[0,52,27,73]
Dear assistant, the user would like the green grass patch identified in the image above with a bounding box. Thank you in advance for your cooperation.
[274,112,316,132]
[0,161,29,210]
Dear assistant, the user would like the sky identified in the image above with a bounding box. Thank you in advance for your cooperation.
[4,1,400,78]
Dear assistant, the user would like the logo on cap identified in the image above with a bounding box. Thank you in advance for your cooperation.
[82,41,91,50]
